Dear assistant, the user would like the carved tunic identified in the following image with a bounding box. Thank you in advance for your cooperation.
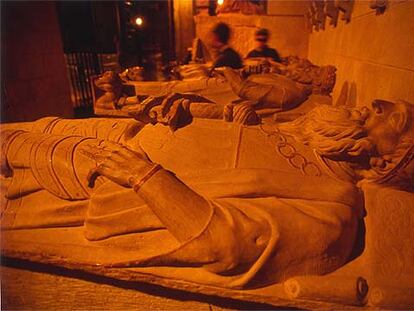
[1,117,363,288]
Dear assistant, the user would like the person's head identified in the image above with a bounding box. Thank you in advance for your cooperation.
[210,22,231,50]
[255,28,270,49]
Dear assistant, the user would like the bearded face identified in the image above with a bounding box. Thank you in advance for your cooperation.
[278,100,414,188]
[362,100,414,188]
[364,100,412,156]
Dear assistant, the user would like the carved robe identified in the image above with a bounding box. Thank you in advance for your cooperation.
[1,117,363,288]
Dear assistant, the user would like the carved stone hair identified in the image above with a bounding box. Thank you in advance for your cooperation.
[366,140,414,191]
[278,105,373,159]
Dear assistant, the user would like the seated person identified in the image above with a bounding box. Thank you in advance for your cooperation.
[209,22,243,75]
[246,28,281,63]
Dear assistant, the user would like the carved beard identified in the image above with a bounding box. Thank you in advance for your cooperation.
[279,105,414,188]
[278,105,374,160]
[364,137,414,190]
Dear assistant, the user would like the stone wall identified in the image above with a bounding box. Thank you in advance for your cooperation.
[194,11,309,61]
[308,0,414,108]
[174,0,196,62]
[267,0,308,16]
[1,1,72,122]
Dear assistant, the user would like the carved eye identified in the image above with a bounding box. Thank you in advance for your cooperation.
[372,99,392,115]
[372,102,383,114]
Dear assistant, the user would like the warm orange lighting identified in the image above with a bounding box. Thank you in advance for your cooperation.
[217,0,224,5]
[135,17,143,26]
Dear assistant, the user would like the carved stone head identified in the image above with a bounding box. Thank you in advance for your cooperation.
[362,100,414,189]
[364,100,414,156]
[278,100,414,189]
[95,71,123,94]
[280,56,337,95]
[311,65,337,95]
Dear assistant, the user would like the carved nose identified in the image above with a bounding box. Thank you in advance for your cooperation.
[359,106,370,121]
[351,107,370,123]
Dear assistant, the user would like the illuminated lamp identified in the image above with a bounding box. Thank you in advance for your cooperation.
[135,16,143,27]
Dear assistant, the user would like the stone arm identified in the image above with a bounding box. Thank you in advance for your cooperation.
[127,93,260,130]
[82,142,269,273]
[223,68,310,111]
[8,117,142,146]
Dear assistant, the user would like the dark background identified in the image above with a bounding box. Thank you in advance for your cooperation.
[1,0,176,122]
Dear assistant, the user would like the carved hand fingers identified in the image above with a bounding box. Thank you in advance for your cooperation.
[149,97,191,130]
[165,99,190,131]
[87,161,129,188]
[81,142,151,188]
[160,93,183,118]
[127,96,164,123]
[99,141,148,161]
[80,144,112,163]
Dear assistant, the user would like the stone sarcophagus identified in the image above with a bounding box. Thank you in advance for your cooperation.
[1,97,414,309]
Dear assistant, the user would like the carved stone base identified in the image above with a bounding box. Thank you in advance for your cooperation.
[2,181,414,309]
[1,261,366,310]
[1,264,263,310]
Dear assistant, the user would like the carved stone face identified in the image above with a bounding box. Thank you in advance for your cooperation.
[363,100,411,156]
[95,71,123,93]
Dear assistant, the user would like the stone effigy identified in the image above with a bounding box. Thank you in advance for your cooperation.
[244,55,337,95]
[93,70,311,123]
[1,97,413,303]
[92,57,336,120]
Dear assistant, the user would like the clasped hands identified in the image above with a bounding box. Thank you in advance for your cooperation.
[126,93,203,130]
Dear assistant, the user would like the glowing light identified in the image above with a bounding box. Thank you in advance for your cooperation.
[135,17,143,26]
[217,0,224,5]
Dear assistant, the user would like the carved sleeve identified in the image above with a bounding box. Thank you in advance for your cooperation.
[136,169,272,277]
